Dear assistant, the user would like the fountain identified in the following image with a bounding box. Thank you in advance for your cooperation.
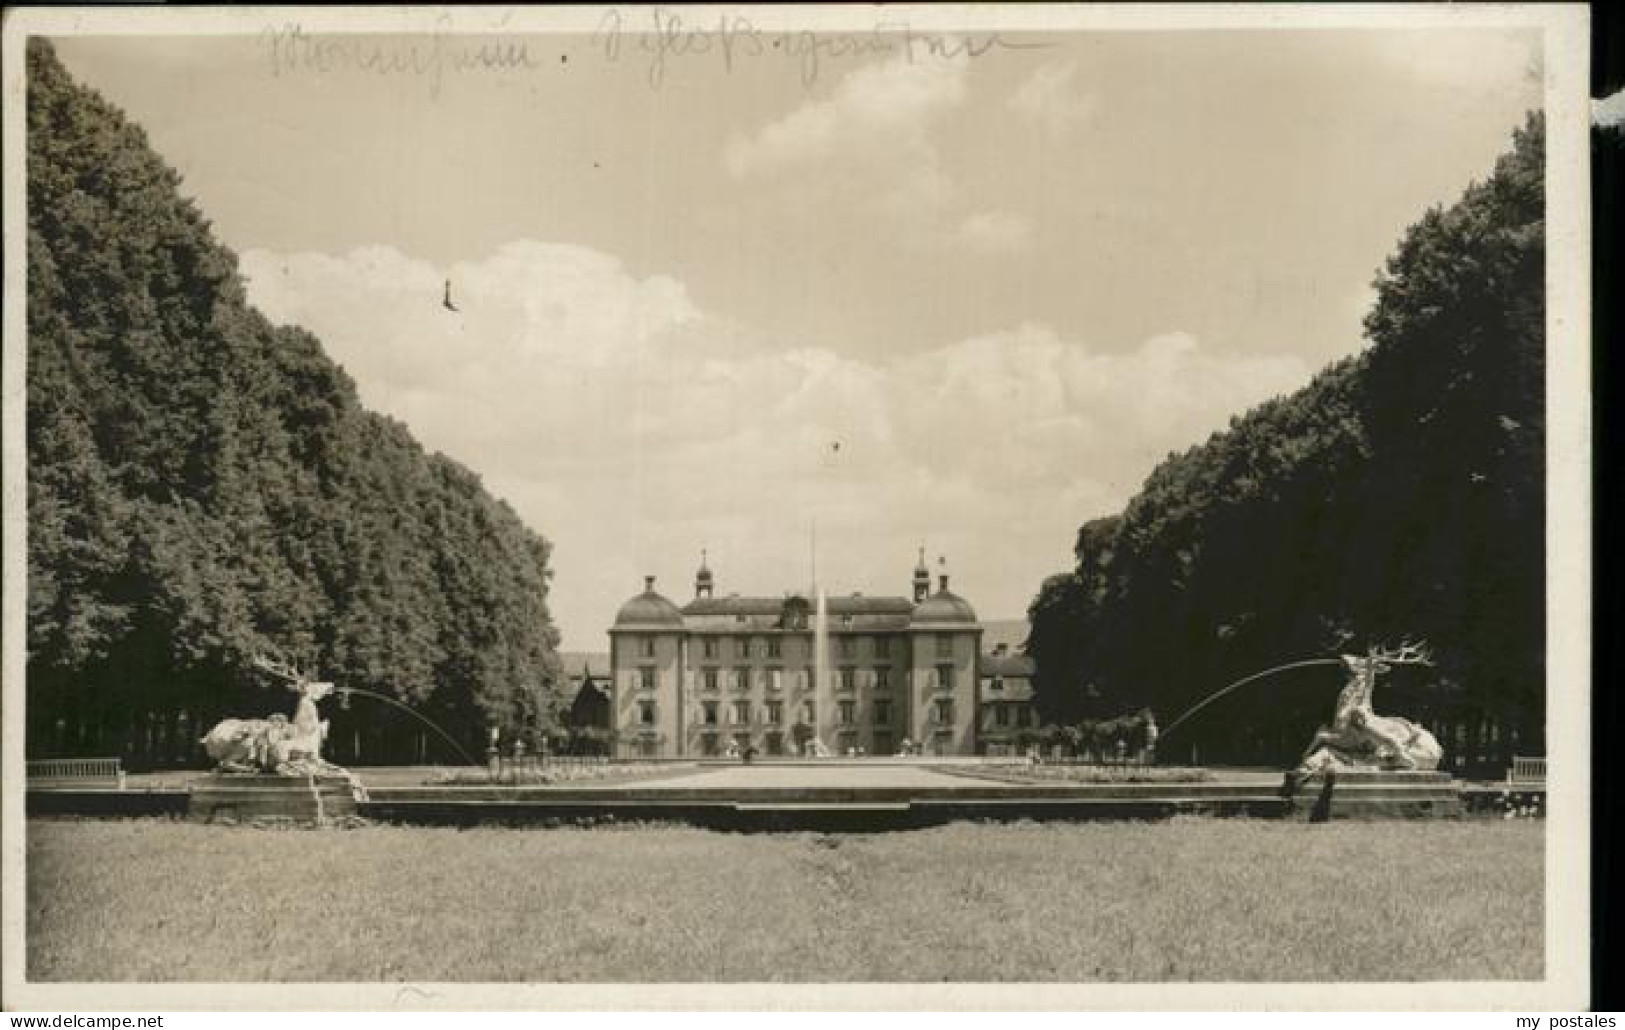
[331,686,482,768]
[1159,643,1459,818]
[1157,658,1346,746]
[189,655,367,824]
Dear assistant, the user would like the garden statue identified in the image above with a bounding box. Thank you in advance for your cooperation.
[188,655,374,824]
[1285,643,1443,792]
[200,656,354,780]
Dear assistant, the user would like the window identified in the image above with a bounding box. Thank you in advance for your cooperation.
[838,668,855,692]
[874,700,891,725]
[875,637,891,659]
[990,676,1004,693]
[802,701,816,724]
[639,668,656,692]
[936,664,954,692]
[703,669,718,692]
[768,638,782,658]
[936,633,953,659]
[933,699,954,725]
[765,701,783,725]
[874,668,890,691]
[639,636,656,658]
[734,667,750,692]
[702,638,718,660]
[732,701,751,725]
[703,701,719,726]
[639,700,656,725]
[995,703,1010,728]
[741,637,756,660]
[766,668,783,692]
[838,700,855,725]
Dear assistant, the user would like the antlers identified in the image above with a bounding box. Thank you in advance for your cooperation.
[251,653,309,687]
[1369,641,1433,667]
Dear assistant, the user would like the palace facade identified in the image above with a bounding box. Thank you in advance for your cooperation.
[607,554,982,757]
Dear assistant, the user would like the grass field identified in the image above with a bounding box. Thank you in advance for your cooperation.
[26,817,1542,982]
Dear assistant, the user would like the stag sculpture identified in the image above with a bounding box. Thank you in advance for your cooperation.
[200,655,347,778]
[1287,643,1444,790]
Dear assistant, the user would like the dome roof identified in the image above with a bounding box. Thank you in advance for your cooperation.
[912,586,977,625]
[615,577,683,627]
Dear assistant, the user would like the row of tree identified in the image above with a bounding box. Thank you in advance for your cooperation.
[26,40,563,765]
[1025,114,1546,769]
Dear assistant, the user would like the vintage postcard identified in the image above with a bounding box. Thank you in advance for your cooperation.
[0,3,1592,1012]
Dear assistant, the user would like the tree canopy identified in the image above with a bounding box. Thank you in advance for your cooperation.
[26,39,563,759]
[1025,114,1545,761]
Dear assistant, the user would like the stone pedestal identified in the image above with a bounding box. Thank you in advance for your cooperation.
[188,774,359,824]
[1283,769,1462,820]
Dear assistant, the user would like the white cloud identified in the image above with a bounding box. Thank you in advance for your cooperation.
[1008,61,1095,138]
[242,242,1312,648]
[724,51,969,179]
[724,51,974,228]
[726,51,1059,257]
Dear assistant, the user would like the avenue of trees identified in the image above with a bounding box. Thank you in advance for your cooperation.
[1026,114,1546,769]
[26,40,563,765]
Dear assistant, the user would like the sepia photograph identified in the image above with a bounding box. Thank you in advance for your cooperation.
[0,3,1592,1011]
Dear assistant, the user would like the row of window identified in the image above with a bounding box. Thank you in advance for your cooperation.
[628,633,961,661]
[701,699,888,727]
[987,703,1038,729]
[634,698,957,727]
[633,665,959,693]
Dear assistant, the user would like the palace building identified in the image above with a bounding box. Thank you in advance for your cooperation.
[607,552,983,758]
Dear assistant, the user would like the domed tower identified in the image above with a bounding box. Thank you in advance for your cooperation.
[908,561,981,756]
[912,547,931,604]
[610,575,687,758]
[695,550,714,600]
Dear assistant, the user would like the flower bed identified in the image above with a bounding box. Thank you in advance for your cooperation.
[426,762,695,787]
[939,764,1214,785]
[1464,785,1546,819]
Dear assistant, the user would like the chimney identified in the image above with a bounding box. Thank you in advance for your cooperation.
[939,574,949,593]
[644,575,656,593]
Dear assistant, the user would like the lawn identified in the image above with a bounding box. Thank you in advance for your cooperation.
[26,817,1542,982]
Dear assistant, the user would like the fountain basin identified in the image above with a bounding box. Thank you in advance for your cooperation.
[187,773,360,824]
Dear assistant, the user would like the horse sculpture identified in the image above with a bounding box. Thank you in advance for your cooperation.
[1290,643,1443,786]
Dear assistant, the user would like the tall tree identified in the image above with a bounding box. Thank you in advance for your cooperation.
[26,39,563,763]
[1026,114,1545,767]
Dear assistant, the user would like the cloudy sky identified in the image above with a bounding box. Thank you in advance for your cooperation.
[52,20,1541,649]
